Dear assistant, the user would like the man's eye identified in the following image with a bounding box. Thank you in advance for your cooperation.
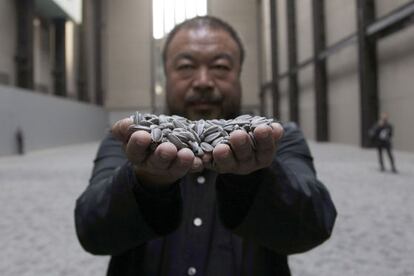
[213,65,230,71]
[177,64,194,70]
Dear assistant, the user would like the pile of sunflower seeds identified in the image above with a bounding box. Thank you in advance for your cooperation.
[128,112,275,157]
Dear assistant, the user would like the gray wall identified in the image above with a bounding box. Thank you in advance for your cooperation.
[103,0,152,114]
[259,0,414,152]
[0,0,16,86]
[209,0,261,114]
[0,85,108,156]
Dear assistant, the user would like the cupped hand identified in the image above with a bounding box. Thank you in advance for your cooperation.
[205,123,284,174]
[111,117,204,189]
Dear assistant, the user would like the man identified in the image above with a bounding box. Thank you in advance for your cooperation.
[75,16,336,275]
[369,112,397,173]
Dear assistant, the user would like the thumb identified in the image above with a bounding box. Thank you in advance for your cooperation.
[111,117,134,143]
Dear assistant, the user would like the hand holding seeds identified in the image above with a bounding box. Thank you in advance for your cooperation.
[207,122,283,175]
[111,112,283,188]
[112,116,203,190]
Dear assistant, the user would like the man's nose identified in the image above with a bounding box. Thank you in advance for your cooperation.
[193,67,213,90]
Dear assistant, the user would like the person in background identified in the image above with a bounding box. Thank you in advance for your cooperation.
[369,112,397,173]
[75,16,337,276]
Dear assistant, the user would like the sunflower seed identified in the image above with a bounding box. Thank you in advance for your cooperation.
[200,142,214,153]
[151,128,163,142]
[204,132,222,143]
[167,133,187,149]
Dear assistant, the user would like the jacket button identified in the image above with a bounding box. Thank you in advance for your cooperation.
[197,176,205,184]
[187,266,197,275]
[193,217,203,227]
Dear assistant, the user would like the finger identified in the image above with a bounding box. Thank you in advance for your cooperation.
[189,156,205,173]
[169,148,195,177]
[126,131,152,164]
[254,125,275,153]
[189,157,204,173]
[146,142,178,170]
[213,144,237,173]
[229,130,254,162]
[253,125,277,166]
[111,117,133,142]
[201,153,213,165]
[270,122,284,141]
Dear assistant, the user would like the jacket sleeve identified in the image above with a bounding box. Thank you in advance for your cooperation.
[216,122,337,254]
[74,133,182,256]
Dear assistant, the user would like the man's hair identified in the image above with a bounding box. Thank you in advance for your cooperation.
[162,15,245,68]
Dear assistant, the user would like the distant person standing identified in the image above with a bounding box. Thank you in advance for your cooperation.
[369,112,397,173]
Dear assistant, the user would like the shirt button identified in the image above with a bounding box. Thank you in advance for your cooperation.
[197,176,205,184]
[187,266,197,275]
[193,217,203,227]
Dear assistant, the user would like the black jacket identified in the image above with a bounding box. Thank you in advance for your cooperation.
[369,122,393,147]
[75,122,337,275]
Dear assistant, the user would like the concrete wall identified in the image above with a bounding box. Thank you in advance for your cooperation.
[296,0,315,140]
[103,0,152,122]
[33,19,53,94]
[209,0,261,114]
[376,0,412,17]
[325,0,360,145]
[258,0,414,151]
[0,0,16,86]
[377,27,414,151]
[0,85,108,156]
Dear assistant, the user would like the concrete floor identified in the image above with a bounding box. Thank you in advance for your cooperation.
[0,141,413,276]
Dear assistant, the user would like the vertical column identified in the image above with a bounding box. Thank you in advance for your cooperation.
[312,0,328,141]
[270,0,280,119]
[356,0,378,147]
[94,0,104,105]
[53,18,66,96]
[286,0,299,123]
[15,0,34,89]
[77,0,88,102]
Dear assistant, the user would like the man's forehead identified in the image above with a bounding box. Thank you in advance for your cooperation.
[167,26,240,55]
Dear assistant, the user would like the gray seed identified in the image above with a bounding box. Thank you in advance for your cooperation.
[167,133,187,149]
[162,128,172,135]
[129,125,151,132]
[204,132,222,143]
[174,132,190,142]
[204,125,220,136]
[188,141,200,152]
[173,119,187,129]
[235,114,253,120]
[211,137,224,147]
[200,142,214,153]
[160,122,174,129]
[151,128,163,142]
[149,117,159,124]
[196,147,204,157]
[219,138,230,146]
[188,128,201,143]
[196,121,205,136]
[139,120,152,127]
[223,125,234,132]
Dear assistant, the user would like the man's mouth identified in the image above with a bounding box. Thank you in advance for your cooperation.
[189,102,219,111]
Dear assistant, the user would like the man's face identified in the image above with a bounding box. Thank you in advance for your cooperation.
[165,26,242,120]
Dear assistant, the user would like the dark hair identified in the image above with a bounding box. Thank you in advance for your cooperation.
[162,15,245,68]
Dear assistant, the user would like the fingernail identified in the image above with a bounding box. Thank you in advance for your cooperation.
[236,135,247,146]
[160,152,170,160]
